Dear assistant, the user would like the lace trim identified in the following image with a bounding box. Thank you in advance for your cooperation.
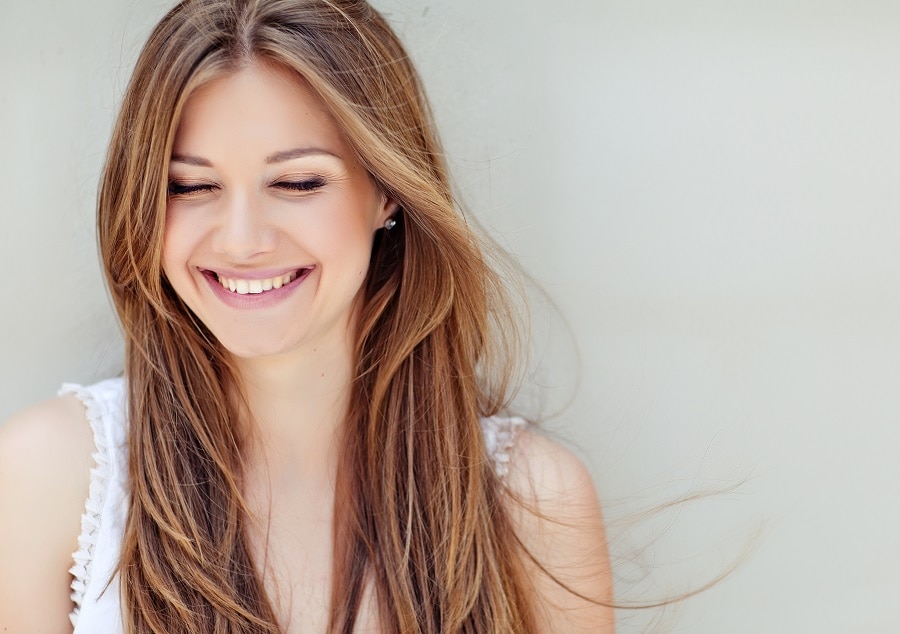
[59,383,110,628]
[482,415,527,480]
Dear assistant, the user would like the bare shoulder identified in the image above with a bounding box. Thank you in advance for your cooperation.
[0,395,94,633]
[505,427,616,633]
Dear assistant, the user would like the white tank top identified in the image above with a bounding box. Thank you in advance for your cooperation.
[61,377,526,633]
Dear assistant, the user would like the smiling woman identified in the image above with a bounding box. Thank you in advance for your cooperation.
[0,1,613,633]
[162,63,395,359]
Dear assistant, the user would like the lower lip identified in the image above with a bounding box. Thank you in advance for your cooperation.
[202,267,314,309]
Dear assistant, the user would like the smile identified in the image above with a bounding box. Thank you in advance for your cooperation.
[202,267,314,296]
[216,271,300,294]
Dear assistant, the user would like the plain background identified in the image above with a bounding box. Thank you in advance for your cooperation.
[2,1,899,631]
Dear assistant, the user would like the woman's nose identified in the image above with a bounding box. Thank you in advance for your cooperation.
[211,192,276,260]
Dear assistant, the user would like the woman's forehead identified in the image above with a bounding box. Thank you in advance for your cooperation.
[172,61,348,161]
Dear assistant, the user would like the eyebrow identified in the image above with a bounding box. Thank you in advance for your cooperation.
[169,147,340,167]
[170,154,212,167]
[266,147,341,163]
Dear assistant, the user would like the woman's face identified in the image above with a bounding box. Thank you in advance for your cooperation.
[162,61,394,360]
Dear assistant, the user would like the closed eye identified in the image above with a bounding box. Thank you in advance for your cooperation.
[275,177,327,193]
[168,181,216,196]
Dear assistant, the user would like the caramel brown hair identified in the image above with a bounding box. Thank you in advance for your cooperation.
[98,1,536,631]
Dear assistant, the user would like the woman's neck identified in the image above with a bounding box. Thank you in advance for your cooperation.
[232,333,355,481]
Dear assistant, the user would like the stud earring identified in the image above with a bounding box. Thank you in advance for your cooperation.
[384,217,397,230]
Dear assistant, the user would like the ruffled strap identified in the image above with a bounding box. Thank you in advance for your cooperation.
[59,378,127,628]
[480,415,528,480]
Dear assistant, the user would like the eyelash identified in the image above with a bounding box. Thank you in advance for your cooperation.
[167,178,328,197]
[167,182,213,196]
[276,177,327,192]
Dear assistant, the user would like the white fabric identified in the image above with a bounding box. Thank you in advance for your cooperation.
[64,377,525,632]
[60,378,129,634]
[479,411,527,479]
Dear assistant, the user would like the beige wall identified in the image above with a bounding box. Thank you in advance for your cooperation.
[3,1,900,631]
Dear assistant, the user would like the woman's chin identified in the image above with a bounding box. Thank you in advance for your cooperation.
[219,337,300,362]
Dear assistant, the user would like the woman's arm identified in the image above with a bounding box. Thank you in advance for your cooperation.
[0,396,93,634]
[506,429,616,633]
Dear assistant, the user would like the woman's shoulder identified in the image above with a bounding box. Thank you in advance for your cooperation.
[0,392,95,510]
[502,426,616,632]
[505,426,598,498]
[0,392,96,632]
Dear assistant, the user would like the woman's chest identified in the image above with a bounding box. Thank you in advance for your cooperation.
[246,481,380,633]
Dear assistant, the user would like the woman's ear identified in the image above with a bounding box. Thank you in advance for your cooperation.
[375,194,400,231]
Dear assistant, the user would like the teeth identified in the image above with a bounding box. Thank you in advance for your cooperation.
[217,271,300,294]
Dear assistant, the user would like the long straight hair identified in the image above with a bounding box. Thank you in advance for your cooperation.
[98,0,535,631]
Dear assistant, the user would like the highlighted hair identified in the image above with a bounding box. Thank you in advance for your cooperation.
[98,0,533,631]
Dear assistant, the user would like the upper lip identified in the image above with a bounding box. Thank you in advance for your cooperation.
[200,266,312,280]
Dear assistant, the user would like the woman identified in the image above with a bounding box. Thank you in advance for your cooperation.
[0,0,613,632]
